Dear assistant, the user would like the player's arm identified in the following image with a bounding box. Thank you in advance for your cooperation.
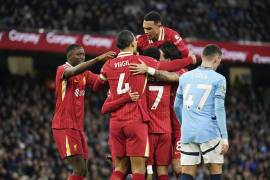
[63,51,115,79]
[174,79,183,124]
[101,91,140,114]
[215,77,228,147]
[129,59,180,82]
[129,54,195,75]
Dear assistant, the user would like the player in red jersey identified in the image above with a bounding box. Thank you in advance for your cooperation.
[101,45,195,180]
[137,11,189,58]
[99,30,195,180]
[130,43,191,179]
[51,44,115,180]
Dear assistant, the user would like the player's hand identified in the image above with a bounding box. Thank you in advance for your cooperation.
[220,140,229,155]
[128,91,140,102]
[188,52,197,65]
[129,59,148,75]
[96,51,116,61]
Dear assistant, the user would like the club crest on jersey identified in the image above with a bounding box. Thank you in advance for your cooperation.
[74,88,85,97]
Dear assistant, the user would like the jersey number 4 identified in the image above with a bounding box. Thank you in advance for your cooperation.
[117,73,130,94]
[183,84,212,110]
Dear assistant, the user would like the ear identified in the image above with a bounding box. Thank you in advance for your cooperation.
[156,22,162,27]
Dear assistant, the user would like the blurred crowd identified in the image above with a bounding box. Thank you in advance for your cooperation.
[0,0,269,42]
[0,74,269,179]
[0,75,111,180]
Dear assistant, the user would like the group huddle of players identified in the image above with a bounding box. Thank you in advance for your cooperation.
[50,11,224,180]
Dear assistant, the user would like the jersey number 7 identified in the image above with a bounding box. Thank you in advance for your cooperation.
[183,83,212,110]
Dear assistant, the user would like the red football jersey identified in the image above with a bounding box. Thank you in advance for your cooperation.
[51,62,100,130]
[147,78,172,133]
[137,26,189,57]
[100,51,160,122]
[170,68,188,138]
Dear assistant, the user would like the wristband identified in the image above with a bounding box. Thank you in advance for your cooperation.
[147,67,156,76]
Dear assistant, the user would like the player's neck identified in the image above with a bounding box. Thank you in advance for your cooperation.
[119,47,134,54]
[201,62,213,69]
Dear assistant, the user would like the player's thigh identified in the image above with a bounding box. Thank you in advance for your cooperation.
[172,158,182,175]
[124,122,149,157]
[114,156,130,173]
[156,165,168,176]
[130,156,147,173]
[147,134,159,166]
[154,133,172,167]
[181,165,197,178]
[109,121,125,157]
[200,138,224,165]
[206,163,223,174]
[52,128,85,160]
[67,155,86,175]
[180,142,201,166]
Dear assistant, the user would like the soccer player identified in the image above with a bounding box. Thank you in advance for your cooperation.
[130,44,189,179]
[51,44,115,180]
[99,30,195,180]
[137,11,189,58]
[174,45,229,180]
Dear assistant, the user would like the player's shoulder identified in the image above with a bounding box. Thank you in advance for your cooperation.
[179,69,193,82]
[136,34,148,44]
[138,55,158,63]
[212,71,226,81]
[164,26,182,41]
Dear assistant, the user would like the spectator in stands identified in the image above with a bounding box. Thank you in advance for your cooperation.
[0,0,269,41]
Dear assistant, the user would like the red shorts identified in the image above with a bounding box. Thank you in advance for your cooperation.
[109,120,149,157]
[172,134,181,159]
[147,133,172,166]
[52,128,88,160]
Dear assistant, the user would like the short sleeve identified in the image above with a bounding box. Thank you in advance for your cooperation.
[176,77,183,96]
[57,65,67,80]
[85,71,99,88]
[215,76,227,99]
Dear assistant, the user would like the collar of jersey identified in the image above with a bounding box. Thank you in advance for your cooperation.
[149,27,165,44]
[117,51,133,57]
[199,66,213,70]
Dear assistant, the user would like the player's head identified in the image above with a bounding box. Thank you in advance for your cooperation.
[143,47,161,60]
[143,11,162,41]
[159,42,182,61]
[116,30,137,53]
[66,44,85,66]
[202,44,222,70]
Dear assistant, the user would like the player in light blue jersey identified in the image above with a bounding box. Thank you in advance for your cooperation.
[174,45,228,180]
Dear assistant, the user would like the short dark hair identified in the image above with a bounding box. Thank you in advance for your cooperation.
[202,44,222,57]
[160,42,182,59]
[144,11,162,24]
[116,30,134,49]
[143,47,161,60]
[66,44,82,56]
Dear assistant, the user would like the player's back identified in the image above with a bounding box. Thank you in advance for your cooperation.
[101,52,149,122]
[179,67,226,143]
[147,77,172,133]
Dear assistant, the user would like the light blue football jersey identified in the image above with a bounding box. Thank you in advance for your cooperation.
[176,66,227,143]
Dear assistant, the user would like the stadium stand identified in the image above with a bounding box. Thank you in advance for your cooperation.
[0,0,269,41]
